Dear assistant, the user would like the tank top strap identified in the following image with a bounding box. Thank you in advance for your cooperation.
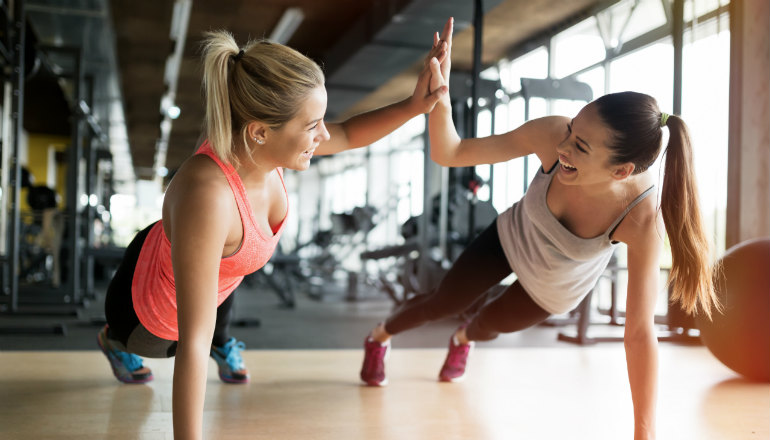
[605,185,656,239]
[194,141,255,226]
[195,141,238,178]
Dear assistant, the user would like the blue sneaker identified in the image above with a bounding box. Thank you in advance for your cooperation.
[97,325,153,384]
[210,337,249,383]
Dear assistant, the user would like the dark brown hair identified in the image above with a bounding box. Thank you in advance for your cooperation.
[594,91,720,318]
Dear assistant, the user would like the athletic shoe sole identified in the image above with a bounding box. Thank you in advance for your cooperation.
[97,331,153,384]
[217,371,250,384]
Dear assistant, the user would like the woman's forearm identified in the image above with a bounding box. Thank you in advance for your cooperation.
[339,97,422,150]
[624,332,659,440]
[428,97,461,166]
[173,340,211,440]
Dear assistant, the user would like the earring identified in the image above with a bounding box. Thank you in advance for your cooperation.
[256,139,265,145]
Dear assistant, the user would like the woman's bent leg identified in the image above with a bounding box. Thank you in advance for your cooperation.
[99,223,159,383]
[438,281,550,382]
[212,293,235,347]
[362,220,512,386]
[104,223,153,347]
[384,220,513,335]
[465,281,551,342]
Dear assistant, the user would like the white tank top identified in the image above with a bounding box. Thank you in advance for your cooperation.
[496,162,655,315]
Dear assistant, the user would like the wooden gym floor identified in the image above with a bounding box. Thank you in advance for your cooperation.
[0,345,767,439]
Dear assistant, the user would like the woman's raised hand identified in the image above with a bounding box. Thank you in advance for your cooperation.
[434,17,453,88]
[409,17,454,115]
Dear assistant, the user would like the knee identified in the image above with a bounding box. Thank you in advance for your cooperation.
[466,309,529,341]
[465,319,500,342]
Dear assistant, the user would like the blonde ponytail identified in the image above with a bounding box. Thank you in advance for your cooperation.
[201,31,239,164]
[201,31,324,165]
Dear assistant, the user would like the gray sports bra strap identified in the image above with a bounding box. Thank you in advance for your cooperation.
[605,185,656,238]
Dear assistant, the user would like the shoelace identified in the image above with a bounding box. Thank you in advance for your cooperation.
[222,340,246,370]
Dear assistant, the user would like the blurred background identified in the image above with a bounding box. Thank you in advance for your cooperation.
[0,0,766,350]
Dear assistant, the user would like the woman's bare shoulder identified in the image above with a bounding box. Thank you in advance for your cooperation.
[163,155,234,218]
[526,115,568,169]
[612,187,663,249]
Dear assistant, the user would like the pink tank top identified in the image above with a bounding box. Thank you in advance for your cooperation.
[132,142,288,340]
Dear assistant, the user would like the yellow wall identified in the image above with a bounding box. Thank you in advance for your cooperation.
[23,133,69,212]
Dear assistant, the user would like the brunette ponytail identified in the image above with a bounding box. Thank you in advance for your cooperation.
[595,92,720,318]
[660,115,721,318]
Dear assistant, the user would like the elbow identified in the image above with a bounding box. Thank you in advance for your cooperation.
[176,328,217,357]
[429,140,461,167]
[430,148,449,166]
[174,338,212,365]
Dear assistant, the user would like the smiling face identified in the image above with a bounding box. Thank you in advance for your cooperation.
[257,85,330,171]
[555,102,633,187]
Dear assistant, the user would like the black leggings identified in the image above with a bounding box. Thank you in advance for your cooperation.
[384,221,551,342]
[104,222,235,358]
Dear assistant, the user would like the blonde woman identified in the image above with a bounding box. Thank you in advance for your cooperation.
[98,20,452,439]
[361,19,718,440]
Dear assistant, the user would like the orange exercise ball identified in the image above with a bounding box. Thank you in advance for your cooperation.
[696,238,770,382]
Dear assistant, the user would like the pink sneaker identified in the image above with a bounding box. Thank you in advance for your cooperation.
[438,331,474,382]
[360,335,390,386]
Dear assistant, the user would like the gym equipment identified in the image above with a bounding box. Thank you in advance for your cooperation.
[696,238,770,382]
[0,6,114,335]
[361,190,498,305]
[242,248,302,309]
[349,0,503,309]
[16,168,62,287]
[359,0,501,307]
[554,259,703,345]
[242,204,379,307]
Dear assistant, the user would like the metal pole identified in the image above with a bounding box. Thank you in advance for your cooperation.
[438,166,448,259]
[467,0,483,243]
[84,90,96,301]
[523,96,530,193]
[672,0,683,115]
[418,116,431,291]
[7,0,25,312]
[488,95,496,202]
[66,48,83,303]
[471,0,483,137]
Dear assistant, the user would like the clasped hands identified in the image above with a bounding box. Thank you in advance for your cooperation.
[410,17,454,115]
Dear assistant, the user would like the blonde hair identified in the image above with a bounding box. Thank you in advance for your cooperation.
[201,30,325,165]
